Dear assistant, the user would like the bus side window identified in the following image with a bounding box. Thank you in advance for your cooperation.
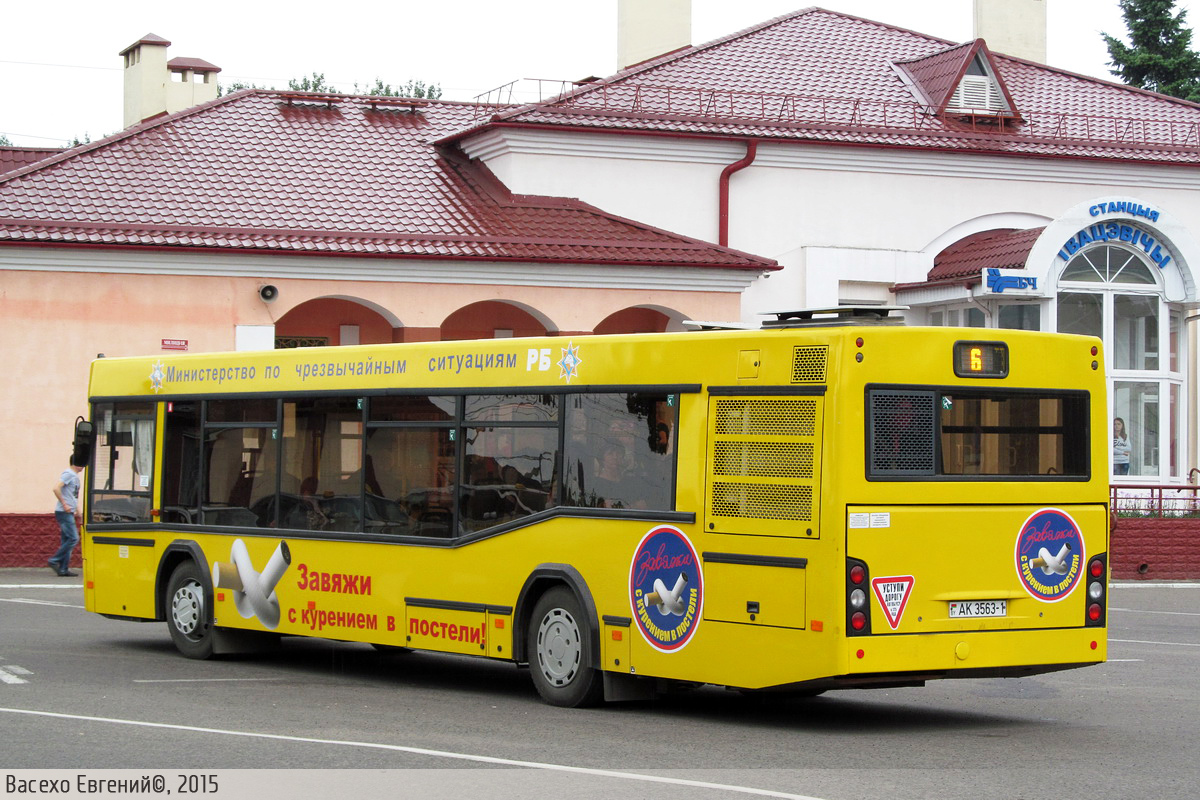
[565,393,675,511]
[365,396,457,537]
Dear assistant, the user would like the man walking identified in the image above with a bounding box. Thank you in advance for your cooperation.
[49,461,84,577]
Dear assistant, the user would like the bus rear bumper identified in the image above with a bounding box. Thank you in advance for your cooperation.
[840,626,1106,685]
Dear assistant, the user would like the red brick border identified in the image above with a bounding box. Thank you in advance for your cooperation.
[1111,516,1200,580]
[0,514,81,569]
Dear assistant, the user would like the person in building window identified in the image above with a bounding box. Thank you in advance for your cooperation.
[1113,417,1131,476]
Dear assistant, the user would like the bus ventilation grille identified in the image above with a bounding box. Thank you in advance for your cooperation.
[712,441,813,479]
[791,346,827,384]
[710,398,818,523]
[714,398,816,437]
[711,483,813,520]
[868,390,936,476]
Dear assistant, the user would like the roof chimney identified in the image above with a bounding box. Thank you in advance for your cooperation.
[120,34,221,128]
[617,0,691,71]
[973,0,1046,63]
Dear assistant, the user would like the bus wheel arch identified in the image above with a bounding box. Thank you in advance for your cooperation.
[514,565,604,707]
[157,542,215,659]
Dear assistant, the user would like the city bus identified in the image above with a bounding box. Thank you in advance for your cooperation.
[77,308,1109,706]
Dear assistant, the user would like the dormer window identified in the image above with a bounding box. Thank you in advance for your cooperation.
[893,40,1020,124]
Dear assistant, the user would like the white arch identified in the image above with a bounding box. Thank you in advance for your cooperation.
[440,298,561,333]
[323,294,404,328]
[921,212,1053,256]
[594,304,690,332]
[1027,197,1199,303]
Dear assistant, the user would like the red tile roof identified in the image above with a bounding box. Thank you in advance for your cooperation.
[0,91,775,270]
[167,57,221,73]
[455,7,1200,164]
[894,41,976,110]
[120,33,171,56]
[915,227,1043,285]
[0,147,63,177]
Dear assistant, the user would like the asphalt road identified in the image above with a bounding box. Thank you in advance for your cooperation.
[1,568,1197,800]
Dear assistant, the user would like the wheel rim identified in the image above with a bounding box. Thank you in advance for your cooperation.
[171,579,205,640]
[535,606,582,687]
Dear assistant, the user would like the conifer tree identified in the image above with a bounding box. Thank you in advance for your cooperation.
[1104,0,1200,102]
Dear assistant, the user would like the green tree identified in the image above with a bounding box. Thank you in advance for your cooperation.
[1103,0,1200,102]
[355,78,443,99]
[288,72,336,93]
[219,73,441,99]
[218,80,269,97]
[0,134,12,146]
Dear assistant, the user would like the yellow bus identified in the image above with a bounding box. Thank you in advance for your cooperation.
[78,308,1109,706]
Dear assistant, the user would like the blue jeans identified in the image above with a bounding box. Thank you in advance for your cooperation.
[50,511,78,573]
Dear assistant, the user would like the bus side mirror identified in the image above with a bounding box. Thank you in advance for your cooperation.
[71,418,93,467]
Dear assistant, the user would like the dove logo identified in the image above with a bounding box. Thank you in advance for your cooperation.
[1015,509,1085,602]
[629,526,703,652]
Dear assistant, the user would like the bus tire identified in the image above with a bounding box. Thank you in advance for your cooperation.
[528,587,603,708]
[166,560,213,659]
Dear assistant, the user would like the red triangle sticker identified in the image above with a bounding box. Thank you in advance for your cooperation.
[870,575,915,630]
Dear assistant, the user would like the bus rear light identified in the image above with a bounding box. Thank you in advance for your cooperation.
[1084,554,1107,627]
[847,558,871,636]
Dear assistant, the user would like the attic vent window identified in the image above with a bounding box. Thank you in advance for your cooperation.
[946,55,1010,117]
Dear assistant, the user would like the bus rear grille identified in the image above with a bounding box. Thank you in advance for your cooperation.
[792,346,827,384]
[710,482,813,520]
[868,390,936,475]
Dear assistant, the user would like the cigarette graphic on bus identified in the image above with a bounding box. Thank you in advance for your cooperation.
[212,539,291,629]
[645,572,689,616]
[1031,543,1072,575]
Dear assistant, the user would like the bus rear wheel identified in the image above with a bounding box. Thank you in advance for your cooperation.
[528,587,603,707]
[166,561,214,659]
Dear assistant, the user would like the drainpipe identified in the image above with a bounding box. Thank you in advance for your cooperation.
[718,140,757,247]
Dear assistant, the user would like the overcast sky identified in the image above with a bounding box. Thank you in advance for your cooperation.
[0,0,1189,148]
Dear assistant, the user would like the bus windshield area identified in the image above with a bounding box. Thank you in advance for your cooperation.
[868,388,1089,478]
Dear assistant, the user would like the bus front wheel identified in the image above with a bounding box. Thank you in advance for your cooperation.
[166,561,214,659]
[528,587,603,707]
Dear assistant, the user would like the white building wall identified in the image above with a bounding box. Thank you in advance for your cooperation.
[466,127,1200,320]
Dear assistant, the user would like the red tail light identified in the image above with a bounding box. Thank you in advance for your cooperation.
[847,558,870,636]
[1085,554,1107,627]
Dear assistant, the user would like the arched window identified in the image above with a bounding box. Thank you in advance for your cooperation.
[1056,244,1182,481]
[1060,245,1157,284]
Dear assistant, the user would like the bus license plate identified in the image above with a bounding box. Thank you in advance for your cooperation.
[949,600,1007,618]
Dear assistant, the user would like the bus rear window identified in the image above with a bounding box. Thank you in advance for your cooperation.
[868,388,1089,479]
